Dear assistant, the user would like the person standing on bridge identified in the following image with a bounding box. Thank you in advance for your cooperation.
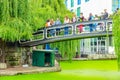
[72,14,77,23]
[94,14,99,31]
[77,13,85,33]
[45,19,51,27]
[103,9,108,20]
[45,19,51,37]
[88,13,94,32]
[50,19,55,37]
[115,8,119,13]
[64,16,70,35]
[55,18,62,36]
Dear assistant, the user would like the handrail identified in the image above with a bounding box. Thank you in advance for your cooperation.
[34,19,112,33]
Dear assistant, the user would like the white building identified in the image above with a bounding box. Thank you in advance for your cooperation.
[65,0,120,17]
[65,0,119,57]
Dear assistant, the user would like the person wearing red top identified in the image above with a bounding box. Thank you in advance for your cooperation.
[78,13,85,33]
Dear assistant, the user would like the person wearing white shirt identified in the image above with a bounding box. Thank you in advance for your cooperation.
[64,16,70,35]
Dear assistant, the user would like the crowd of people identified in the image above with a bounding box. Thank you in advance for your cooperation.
[45,8,118,36]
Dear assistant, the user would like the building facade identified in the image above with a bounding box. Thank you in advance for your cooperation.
[65,0,120,17]
[65,0,118,56]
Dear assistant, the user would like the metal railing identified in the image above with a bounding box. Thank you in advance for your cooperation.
[32,19,112,39]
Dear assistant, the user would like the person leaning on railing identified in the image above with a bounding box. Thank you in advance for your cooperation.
[50,19,55,37]
[103,9,109,20]
[55,18,62,35]
[77,13,86,33]
[64,16,70,35]
[88,13,94,32]
[72,14,77,23]
[45,19,51,37]
[45,19,51,27]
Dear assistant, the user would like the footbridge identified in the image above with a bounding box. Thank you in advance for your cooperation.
[20,19,112,47]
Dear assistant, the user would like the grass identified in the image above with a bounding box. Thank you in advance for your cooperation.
[0,60,120,80]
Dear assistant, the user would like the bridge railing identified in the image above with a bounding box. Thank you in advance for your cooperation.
[31,19,112,41]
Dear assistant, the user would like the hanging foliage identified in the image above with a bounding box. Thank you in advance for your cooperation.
[0,0,77,60]
[0,0,33,42]
[113,10,120,71]
[0,0,72,42]
[0,1,73,40]
[50,39,80,61]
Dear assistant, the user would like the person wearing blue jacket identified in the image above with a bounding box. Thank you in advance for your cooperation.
[55,18,62,35]
[88,13,94,32]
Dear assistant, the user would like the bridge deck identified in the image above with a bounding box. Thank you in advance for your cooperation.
[20,31,112,47]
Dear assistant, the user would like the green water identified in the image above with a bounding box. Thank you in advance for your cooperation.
[0,60,120,80]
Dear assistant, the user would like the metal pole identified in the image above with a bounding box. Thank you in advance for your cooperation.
[44,27,47,39]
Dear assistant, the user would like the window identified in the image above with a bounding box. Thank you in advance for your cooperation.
[85,0,89,2]
[109,36,113,46]
[112,0,120,11]
[77,7,81,17]
[71,9,73,12]
[71,0,74,7]
[78,0,81,5]
[65,0,68,8]
[119,0,120,8]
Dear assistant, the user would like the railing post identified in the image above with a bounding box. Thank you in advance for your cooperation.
[104,20,108,31]
[73,23,76,35]
[44,27,47,39]
[54,29,57,37]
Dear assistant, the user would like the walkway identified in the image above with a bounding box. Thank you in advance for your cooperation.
[0,61,60,76]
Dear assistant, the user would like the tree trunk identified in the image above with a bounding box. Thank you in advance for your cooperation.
[0,39,22,67]
[0,39,6,63]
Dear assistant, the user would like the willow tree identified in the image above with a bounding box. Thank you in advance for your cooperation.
[0,0,70,41]
[0,0,34,63]
[0,0,77,63]
[0,0,33,42]
[113,10,120,71]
